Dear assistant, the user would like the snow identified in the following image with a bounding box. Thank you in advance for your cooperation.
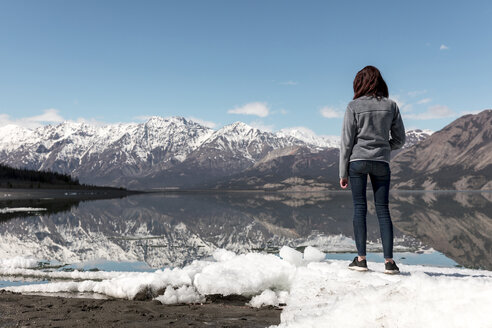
[276,261,491,328]
[276,127,340,149]
[279,246,304,266]
[0,256,38,269]
[249,289,289,308]
[155,286,205,305]
[0,207,47,213]
[297,234,358,252]
[0,116,346,187]
[302,246,326,262]
[2,247,492,327]
[194,252,295,296]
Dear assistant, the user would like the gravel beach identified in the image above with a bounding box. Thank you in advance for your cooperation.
[0,291,281,327]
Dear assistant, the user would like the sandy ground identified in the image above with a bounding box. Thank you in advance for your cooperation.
[0,291,281,328]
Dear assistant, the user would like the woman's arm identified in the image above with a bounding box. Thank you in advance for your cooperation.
[339,105,356,180]
[389,104,406,150]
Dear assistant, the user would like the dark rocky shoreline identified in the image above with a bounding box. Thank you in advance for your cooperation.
[0,291,281,327]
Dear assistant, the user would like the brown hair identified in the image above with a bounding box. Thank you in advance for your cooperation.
[353,66,389,100]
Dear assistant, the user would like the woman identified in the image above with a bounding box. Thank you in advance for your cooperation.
[339,66,405,274]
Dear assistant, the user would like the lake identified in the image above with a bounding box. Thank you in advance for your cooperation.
[0,191,491,288]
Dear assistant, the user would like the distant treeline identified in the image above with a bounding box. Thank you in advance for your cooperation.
[0,163,80,188]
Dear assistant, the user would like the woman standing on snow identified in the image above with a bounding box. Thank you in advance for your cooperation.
[339,66,405,274]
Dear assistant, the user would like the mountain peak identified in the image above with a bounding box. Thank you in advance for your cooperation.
[221,121,257,133]
[392,109,492,190]
[145,116,186,124]
[276,127,340,149]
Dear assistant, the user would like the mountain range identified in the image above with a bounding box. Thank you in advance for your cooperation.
[0,111,489,190]
[0,117,339,189]
[391,109,491,190]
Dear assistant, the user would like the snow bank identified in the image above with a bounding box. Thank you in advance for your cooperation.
[3,247,492,327]
[194,251,296,296]
[0,256,38,269]
[6,268,193,300]
[155,286,204,305]
[249,289,289,308]
[275,261,492,328]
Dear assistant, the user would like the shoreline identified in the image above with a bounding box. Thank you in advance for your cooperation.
[0,290,281,328]
[0,188,142,201]
[1,187,489,199]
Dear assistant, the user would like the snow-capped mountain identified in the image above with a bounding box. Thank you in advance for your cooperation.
[403,129,434,149]
[0,116,434,190]
[0,117,318,189]
[276,127,340,149]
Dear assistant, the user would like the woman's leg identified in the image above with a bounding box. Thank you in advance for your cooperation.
[368,161,393,260]
[349,161,368,259]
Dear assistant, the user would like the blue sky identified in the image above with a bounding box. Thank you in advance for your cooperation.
[0,0,491,135]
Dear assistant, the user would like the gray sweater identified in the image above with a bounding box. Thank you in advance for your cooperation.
[339,95,406,178]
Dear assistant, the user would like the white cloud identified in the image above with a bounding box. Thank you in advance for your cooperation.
[459,110,482,115]
[187,117,217,129]
[0,109,65,129]
[227,102,270,117]
[133,115,154,121]
[417,98,432,104]
[407,90,427,97]
[406,105,455,120]
[0,109,108,129]
[272,108,288,115]
[320,106,343,119]
[75,117,107,127]
[28,108,64,123]
[400,104,413,113]
[279,80,298,86]
[440,44,449,50]
[391,95,405,108]
[248,120,274,132]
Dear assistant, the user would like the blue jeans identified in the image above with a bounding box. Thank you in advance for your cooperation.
[349,160,394,259]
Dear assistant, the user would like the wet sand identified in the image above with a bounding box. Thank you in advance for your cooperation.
[0,291,281,327]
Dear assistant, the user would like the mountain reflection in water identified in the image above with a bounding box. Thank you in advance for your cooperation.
[0,191,490,270]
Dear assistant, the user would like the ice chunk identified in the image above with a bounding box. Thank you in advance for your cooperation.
[303,246,325,262]
[249,289,289,308]
[279,246,303,266]
[194,252,295,296]
[212,248,236,262]
[155,286,204,304]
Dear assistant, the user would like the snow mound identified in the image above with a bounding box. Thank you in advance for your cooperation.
[154,286,204,305]
[279,246,304,266]
[0,256,38,269]
[3,249,492,327]
[194,252,296,296]
[303,246,326,262]
[275,261,492,328]
[249,289,289,308]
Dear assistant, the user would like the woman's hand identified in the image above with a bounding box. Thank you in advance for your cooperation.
[340,178,349,189]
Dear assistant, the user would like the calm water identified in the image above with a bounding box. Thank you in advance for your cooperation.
[0,191,491,280]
